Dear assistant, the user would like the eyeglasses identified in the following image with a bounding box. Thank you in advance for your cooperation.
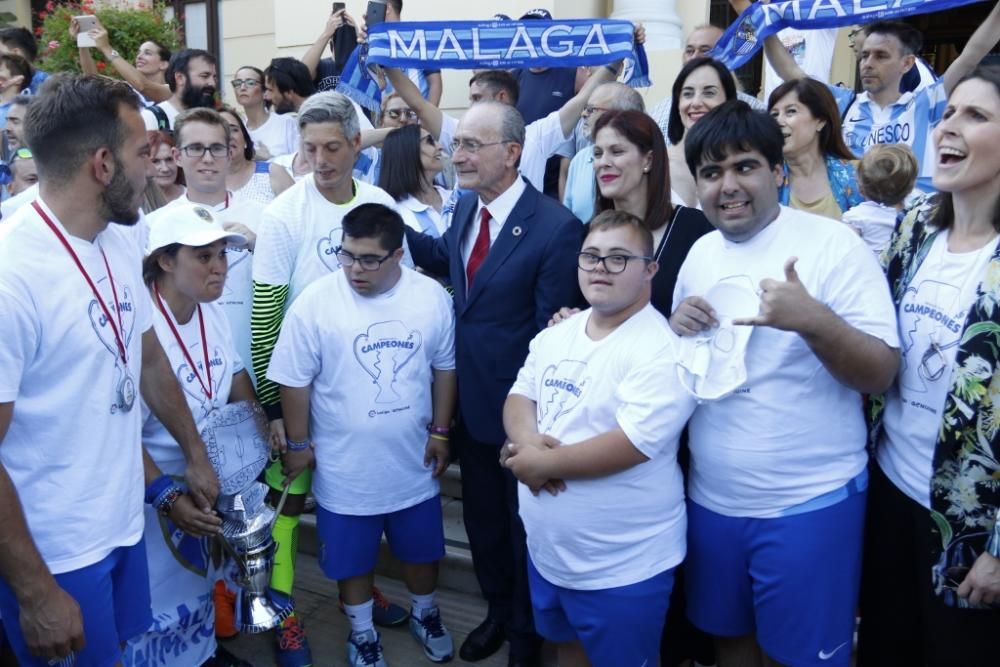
[385,108,418,120]
[583,105,609,115]
[180,143,230,159]
[231,79,261,89]
[11,147,31,162]
[421,134,436,146]
[577,252,652,274]
[450,139,508,154]
[335,246,395,271]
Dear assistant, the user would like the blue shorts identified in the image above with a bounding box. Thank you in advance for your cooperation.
[685,484,866,667]
[0,538,152,667]
[527,558,674,667]
[317,496,445,581]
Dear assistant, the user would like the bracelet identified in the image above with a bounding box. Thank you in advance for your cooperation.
[429,433,449,442]
[154,484,185,517]
[144,474,173,505]
[286,437,311,451]
[428,424,450,436]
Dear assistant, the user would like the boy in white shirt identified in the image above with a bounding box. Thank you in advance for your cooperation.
[503,210,697,667]
[266,203,457,667]
[842,143,918,256]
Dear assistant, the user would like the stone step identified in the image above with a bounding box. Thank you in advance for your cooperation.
[298,492,479,596]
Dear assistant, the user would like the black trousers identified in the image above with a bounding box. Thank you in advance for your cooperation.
[857,464,1000,667]
[457,425,541,658]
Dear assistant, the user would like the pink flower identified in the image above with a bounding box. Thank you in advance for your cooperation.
[47,40,60,51]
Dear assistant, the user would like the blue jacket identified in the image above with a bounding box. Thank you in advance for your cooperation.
[405,180,583,443]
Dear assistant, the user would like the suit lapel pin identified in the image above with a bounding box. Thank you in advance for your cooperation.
[512,226,523,237]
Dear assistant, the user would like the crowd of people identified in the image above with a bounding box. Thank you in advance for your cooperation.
[0,1,999,667]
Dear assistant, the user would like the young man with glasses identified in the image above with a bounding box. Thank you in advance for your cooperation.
[503,209,696,667]
[267,203,456,667]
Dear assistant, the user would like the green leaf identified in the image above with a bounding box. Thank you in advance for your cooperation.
[930,510,953,548]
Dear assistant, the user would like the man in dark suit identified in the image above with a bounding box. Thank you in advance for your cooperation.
[406,101,582,667]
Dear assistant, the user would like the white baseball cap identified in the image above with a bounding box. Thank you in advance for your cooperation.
[147,203,247,254]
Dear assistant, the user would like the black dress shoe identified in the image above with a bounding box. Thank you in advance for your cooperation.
[507,654,542,667]
[459,617,507,661]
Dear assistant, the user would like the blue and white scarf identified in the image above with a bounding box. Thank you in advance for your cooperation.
[712,0,987,70]
[337,18,649,112]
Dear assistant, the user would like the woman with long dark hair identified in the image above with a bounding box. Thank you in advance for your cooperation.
[666,57,738,207]
[378,124,455,237]
[768,77,863,220]
[860,65,1000,666]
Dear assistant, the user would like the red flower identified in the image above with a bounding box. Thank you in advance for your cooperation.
[96,61,106,71]
[38,10,47,20]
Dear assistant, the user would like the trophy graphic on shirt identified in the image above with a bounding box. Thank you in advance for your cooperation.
[353,320,423,403]
[200,400,294,633]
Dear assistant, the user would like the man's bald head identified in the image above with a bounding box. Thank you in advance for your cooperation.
[684,25,724,63]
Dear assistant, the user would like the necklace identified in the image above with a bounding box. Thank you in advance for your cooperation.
[33,201,136,412]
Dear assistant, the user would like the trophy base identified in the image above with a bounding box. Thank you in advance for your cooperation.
[235,588,295,634]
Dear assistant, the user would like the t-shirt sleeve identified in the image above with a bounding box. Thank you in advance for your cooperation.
[827,83,855,116]
[252,207,295,287]
[527,110,572,160]
[438,114,460,156]
[265,297,320,389]
[431,287,456,371]
[0,286,38,402]
[818,240,901,349]
[615,339,697,459]
[509,333,541,402]
[920,79,948,125]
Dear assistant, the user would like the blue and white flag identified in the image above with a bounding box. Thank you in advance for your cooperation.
[712,0,988,69]
[337,18,649,112]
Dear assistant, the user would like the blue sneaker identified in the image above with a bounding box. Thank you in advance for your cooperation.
[275,615,313,667]
[347,628,388,667]
[409,606,454,663]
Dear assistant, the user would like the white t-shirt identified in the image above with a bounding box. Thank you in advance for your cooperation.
[0,201,150,573]
[510,305,696,590]
[674,206,900,517]
[142,299,243,474]
[438,110,568,192]
[879,232,999,508]
[141,99,181,132]
[0,182,38,220]
[763,28,837,102]
[147,194,260,386]
[841,200,898,256]
[266,268,455,515]
[247,111,300,158]
[252,176,416,305]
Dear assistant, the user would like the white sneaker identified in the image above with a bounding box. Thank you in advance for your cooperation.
[347,628,388,667]
[409,606,454,663]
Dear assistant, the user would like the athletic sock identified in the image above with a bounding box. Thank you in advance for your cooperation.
[344,599,376,634]
[410,591,437,616]
[270,512,300,595]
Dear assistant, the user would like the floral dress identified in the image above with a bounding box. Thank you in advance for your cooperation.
[778,155,863,215]
[871,193,1000,607]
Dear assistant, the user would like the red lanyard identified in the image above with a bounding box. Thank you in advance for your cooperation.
[153,284,213,400]
[32,201,129,365]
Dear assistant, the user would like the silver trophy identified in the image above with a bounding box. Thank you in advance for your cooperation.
[201,400,294,634]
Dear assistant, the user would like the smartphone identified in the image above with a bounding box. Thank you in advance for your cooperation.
[332,2,346,13]
[74,15,97,48]
[365,0,387,28]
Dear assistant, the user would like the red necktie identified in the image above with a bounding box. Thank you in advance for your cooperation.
[466,207,491,289]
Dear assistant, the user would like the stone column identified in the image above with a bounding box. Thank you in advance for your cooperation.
[611,0,683,51]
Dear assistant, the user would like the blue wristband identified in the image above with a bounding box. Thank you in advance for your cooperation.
[286,438,310,452]
[144,474,173,505]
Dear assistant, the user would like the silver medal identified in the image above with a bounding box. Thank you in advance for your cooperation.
[118,372,136,412]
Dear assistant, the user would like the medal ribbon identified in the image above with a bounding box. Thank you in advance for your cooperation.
[33,201,129,365]
[153,284,213,400]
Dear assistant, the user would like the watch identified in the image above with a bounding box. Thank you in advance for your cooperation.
[109,49,121,60]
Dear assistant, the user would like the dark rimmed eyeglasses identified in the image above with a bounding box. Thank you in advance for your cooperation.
[335,246,395,271]
[231,78,262,89]
[180,143,230,159]
[577,252,652,274]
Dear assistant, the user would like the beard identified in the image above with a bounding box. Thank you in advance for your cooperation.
[100,157,141,226]
[273,95,295,114]
[181,83,218,110]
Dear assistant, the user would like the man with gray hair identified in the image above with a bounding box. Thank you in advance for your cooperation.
[405,100,582,667]
[562,82,644,222]
[250,90,419,667]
